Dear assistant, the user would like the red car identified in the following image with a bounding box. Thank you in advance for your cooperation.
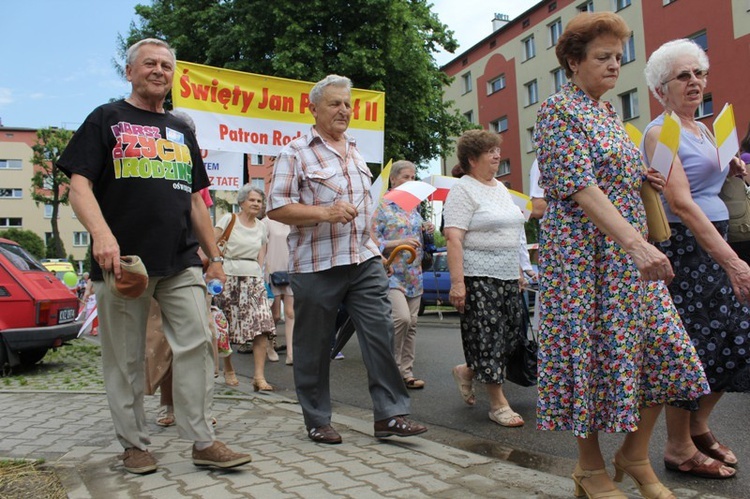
[0,238,81,370]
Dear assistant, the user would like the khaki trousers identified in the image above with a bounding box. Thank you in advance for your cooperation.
[388,289,420,379]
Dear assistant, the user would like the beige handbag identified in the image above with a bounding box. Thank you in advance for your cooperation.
[641,180,671,243]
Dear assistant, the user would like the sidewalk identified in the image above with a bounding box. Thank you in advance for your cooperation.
[0,385,575,498]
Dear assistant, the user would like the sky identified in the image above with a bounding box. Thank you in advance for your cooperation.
[1,0,538,131]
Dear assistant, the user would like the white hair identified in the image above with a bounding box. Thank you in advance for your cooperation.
[126,38,176,67]
[389,160,416,182]
[309,75,352,105]
[644,39,709,105]
[237,183,265,205]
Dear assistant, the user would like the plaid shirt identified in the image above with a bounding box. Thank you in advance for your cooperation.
[268,126,380,273]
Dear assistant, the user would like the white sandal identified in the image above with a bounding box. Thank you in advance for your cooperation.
[488,406,524,427]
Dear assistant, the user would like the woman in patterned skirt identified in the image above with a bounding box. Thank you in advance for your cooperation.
[534,12,709,499]
[213,184,276,391]
[643,38,750,479]
[443,129,528,428]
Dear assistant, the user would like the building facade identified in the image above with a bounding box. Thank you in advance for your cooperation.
[441,0,750,194]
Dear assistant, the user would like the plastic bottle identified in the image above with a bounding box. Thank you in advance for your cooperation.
[206,278,223,296]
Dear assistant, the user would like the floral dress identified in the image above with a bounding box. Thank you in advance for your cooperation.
[533,83,709,437]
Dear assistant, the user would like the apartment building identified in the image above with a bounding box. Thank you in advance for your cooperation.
[441,0,750,194]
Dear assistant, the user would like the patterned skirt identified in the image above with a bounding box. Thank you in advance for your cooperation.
[460,276,523,385]
[657,221,750,393]
[213,275,276,345]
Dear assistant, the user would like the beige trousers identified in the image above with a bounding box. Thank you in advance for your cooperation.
[388,289,421,379]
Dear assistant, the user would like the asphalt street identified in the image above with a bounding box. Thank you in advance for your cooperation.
[233,311,750,499]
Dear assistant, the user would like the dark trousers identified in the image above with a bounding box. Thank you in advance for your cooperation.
[291,258,410,428]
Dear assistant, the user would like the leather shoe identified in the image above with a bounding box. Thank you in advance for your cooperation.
[308,425,342,444]
[374,415,427,438]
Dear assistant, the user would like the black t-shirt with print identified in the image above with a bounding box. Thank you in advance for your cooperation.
[57,100,209,280]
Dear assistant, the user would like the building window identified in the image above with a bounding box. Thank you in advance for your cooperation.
[525,80,539,106]
[250,154,264,165]
[620,90,639,121]
[461,72,473,93]
[44,204,54,218]
[250,177,265,190]
[487,75,506,95]
[73,232,90,247]
[695,94,713,118]
[663,0,677,5]
[0,188,22,199]
[578,1,594,12]
[463,110,474,124]
[523,36,536,61]
[526,128,536,152]
[615,0,632,10]
[0,218,22,228]
[548,19,562,47]
[42,175,54,190]
[552,67,566,93]
[0,159,22,170]
[690,31,708,51]
[491,116,509,133]
[45,232,54,246]
[622,34,636,64]
[497,160,511,177]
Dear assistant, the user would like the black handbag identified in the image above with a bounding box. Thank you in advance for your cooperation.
[505,294,538,387]
[269,271,290,286]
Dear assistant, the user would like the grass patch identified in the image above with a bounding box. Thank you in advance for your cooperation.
[0,460,66,499]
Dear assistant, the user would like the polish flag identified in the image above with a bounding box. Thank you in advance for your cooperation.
[426,175,458,201]
[384,181,437,212]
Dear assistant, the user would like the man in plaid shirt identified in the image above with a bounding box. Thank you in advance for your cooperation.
[268,74,428,444]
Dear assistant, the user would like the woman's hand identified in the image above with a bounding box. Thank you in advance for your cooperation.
[729,156,747,178]
[645,168,668,193]
[449,282,467,313]
[400,237,421,248]
[422,222,435,234]
[724,257,750,305]
[629,240,675,284]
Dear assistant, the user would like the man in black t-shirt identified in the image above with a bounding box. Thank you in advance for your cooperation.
[57,38,251,475]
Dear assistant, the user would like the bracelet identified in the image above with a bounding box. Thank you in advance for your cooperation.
[209,256,224,264]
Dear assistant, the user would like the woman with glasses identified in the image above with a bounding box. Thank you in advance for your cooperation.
[534,14,708,498]
[443,129,528,428]
[643,38,750,479]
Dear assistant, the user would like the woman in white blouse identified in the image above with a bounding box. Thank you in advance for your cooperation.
[444,129,527,427]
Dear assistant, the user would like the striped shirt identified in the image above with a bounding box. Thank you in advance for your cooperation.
[268,126,380,273]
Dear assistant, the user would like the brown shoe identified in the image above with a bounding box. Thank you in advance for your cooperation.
[308,425,343,444]
[192,441,252,468]
[120,447,157,475]
[374,416,427,438]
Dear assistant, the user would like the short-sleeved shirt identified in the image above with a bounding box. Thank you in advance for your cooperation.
[57,101,209,279]
[443,175,525,280]
[373,198,424,297]
[215,214,266,277]
[267,126,379,273]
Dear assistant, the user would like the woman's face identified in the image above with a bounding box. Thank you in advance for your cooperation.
[468,146,501,177]
[390,167,416,189]
[242,191,263,217]
[568,34,623,100]
[659,53,707,113]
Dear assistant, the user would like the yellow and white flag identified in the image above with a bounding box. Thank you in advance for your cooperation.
[650,111,681,179]
[625,122,643,148]
[368,159,393,204]
[508,189,533,221]
[714,103,739,172]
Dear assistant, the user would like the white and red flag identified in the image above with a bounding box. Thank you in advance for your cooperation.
[384,180,437,212]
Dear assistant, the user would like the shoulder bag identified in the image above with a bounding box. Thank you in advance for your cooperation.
[202,214,237,271]
[641,180,671,243]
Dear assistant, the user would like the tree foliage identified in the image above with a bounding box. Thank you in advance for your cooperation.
[30,127,74,258]
[0,229,46,260]
[120,0,470,166]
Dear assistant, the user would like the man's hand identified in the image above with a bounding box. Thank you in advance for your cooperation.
[93,231,122,279]
[325,201,358,224]
[204,261,226,284]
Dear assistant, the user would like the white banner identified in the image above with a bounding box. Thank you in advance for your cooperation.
[201,149,244,191]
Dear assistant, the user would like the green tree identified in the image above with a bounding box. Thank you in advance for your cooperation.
[0,229,45,259]
[120,0,470,166]
[30,127,74,259]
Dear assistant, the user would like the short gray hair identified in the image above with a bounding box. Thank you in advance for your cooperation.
[237,183,265,205]
[644,39,709,106]
[309,75,352,105]
[126,38,176,66]
[389,160,416,183]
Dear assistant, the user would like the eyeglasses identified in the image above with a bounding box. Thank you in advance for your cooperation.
[487,147,502,156]
[662,69,708,85]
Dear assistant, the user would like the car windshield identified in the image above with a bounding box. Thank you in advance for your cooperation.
[432,253,448,272]
[0,242,48,272]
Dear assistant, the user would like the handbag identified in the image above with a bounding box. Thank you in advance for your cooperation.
[270,271,290,286]
[211,305,232,357]
[640,181,671,243]
[719,175,750,242]
[505,294,538,387]
[202,214,237,271]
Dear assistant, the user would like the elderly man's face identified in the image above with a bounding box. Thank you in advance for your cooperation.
[126,44,175,103]
[310,85,352,141]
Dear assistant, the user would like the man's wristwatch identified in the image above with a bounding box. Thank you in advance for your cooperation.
[209,256,224,264]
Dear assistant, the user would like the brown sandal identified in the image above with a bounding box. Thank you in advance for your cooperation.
[692,431,738,466]
[224,371,239,386]
[664,451,736,479]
